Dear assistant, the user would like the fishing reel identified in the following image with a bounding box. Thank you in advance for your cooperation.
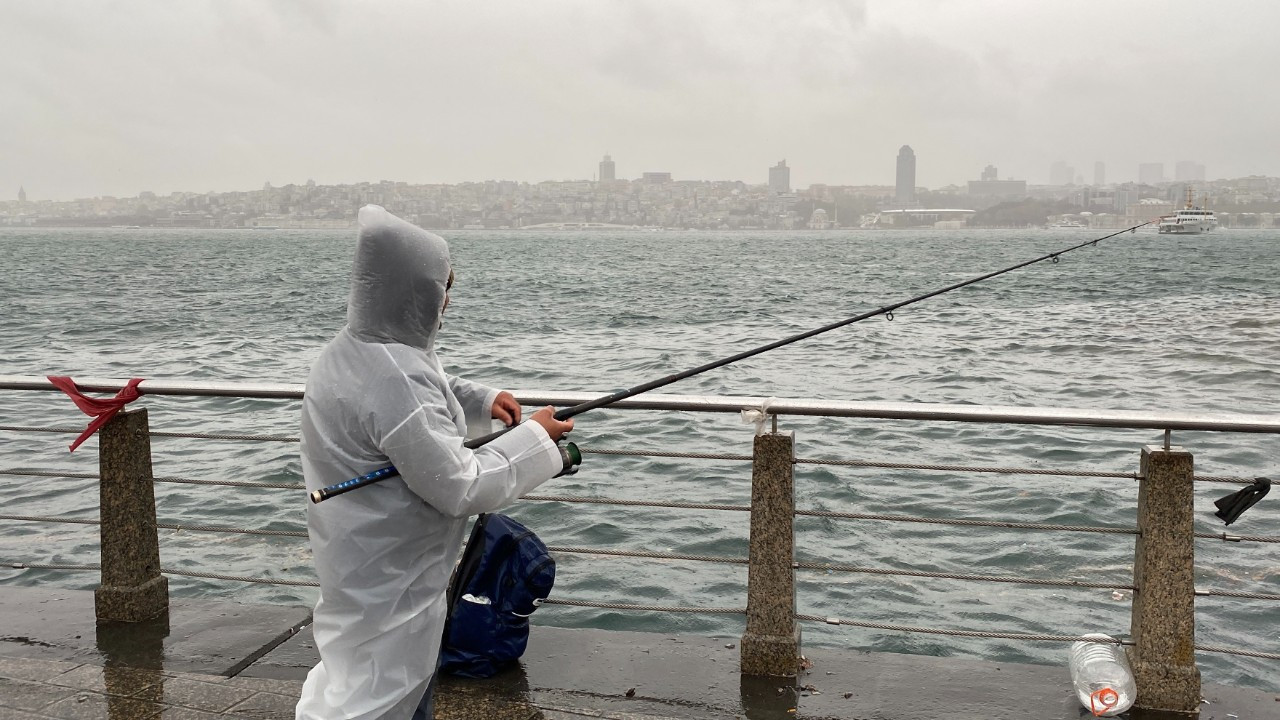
[555,441,582,477]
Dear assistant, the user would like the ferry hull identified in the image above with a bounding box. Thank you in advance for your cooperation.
[1158,222,1216,234]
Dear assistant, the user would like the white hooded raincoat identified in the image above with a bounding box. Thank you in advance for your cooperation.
[296,205,563,720]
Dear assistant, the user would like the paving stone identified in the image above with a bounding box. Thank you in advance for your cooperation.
[153,676,255,713]
[0,657,81,683]
[221,676,304,696]
[0,677,76,712]
[45,664,162,696]
[0,707,57,720]
[39,692,163,720]
[157,706,249,720]
[4,587,1279,720]
[162,670,229,684]
[225,692,297,719]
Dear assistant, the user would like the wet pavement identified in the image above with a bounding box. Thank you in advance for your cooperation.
[2,585,1277,719]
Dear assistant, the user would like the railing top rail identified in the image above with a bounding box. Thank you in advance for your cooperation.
[4,374,1279,434]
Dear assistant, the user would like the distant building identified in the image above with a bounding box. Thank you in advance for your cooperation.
[1094,162,1106,186]
[878,208,975,228]
[1138,163,1164,185]
[1175,161,1205,182]
[1049,160,1074,186]
[17,186,26,203]
[966,165,1026,197]
[807,207,830,229]
[769,160,790,193]
[968,178,1027,198]
[1112,187,1141,214]
[599,155,616,182]
[1127,197,1174,223]
[895,146,916,205]
[642,172,672,184]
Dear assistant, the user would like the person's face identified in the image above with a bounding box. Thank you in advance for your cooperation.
[440,269,454,328]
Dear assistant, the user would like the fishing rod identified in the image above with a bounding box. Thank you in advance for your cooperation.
[311,220,1154,503]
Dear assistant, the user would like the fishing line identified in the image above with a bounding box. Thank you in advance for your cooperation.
[311,220,1154,503]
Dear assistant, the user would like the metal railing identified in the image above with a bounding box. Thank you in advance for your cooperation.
[2,374,1278,713]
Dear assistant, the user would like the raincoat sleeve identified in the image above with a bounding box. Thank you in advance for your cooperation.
[378,383,562,518]
[447,374,500,430]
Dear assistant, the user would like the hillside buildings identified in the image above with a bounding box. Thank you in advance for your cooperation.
[2,152,1276,230]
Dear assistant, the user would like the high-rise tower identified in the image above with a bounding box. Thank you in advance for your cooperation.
[1049,161,1075,186]
[769,160,790,193]
[17,186,26,203]
[895,146,916,205]
[1175,161,1205,182]
[599,155,616,182]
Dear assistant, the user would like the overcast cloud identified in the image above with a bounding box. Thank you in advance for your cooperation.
[3,0,1278,200]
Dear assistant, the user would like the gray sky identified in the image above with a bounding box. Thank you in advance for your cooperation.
[4,0,1278,201]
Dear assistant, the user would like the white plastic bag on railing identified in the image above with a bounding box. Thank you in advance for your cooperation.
[741,398,777,436]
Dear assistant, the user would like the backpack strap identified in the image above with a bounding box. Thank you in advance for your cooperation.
[444,513,490,635]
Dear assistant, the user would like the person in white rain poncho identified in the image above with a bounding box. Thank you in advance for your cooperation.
[296,205,575,720]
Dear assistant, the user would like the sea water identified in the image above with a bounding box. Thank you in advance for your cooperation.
[1,226,1277,690]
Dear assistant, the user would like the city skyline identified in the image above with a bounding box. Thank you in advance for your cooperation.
[10,150,1255,206]
[5,2,1280,201]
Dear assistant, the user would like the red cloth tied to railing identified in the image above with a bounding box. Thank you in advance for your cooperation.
[47,376,145,452]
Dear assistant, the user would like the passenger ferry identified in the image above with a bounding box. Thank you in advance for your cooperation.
[1158,187,1218,234]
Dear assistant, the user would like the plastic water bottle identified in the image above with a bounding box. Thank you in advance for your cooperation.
[1068,633,1136,717]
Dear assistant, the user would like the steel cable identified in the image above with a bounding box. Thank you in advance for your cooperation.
[1194,531,1280,543]
[0,469,97,479]
[548,546,746,565]
[521,494,749,512]
[154,476,305,490]
[541,598,745,614]
[795,508,1140,535]
[0,425,297,442]
[149,430,298,442]
[0,514,305,538]
[1196,588,1280,601]
[3,561,318,587]
[580,447,751,462]
[793,561,1134,590]
[0,514,99,527]
[796,457,1138,479]
[794,614,1119,643]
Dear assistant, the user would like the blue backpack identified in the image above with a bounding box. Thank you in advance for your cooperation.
[439,513,556,678]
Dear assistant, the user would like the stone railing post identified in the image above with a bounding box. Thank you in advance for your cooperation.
[96,407,168,621]
[740,430,800,677]
[1128,444,1200,714]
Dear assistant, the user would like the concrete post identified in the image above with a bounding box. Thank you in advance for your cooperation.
[740,430,800,677]
[1128,445,1200,715]
[95,407,168,622]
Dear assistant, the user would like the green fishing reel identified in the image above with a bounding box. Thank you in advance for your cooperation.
[555,441,582,477]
